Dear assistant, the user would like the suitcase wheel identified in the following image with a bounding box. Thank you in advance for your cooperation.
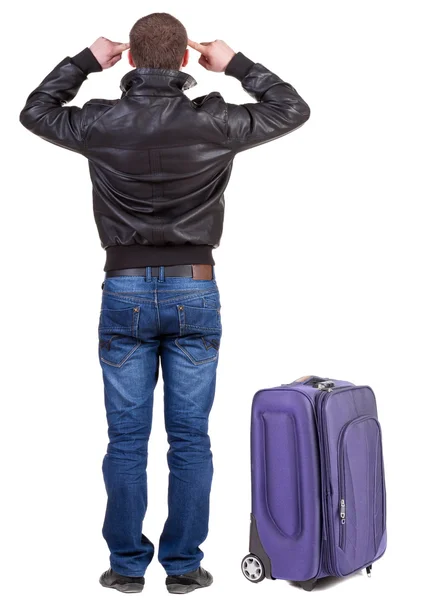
[241,554,265,583]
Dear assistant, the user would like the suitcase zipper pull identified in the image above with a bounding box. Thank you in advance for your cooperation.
[340,498,346,523]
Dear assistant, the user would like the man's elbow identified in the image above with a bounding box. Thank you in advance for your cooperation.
[277,99,311,132]
[19,103,40,132]
[19,106,32,130]
[297,100,311,124]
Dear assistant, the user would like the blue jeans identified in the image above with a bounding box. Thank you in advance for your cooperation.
[98,267,222,577]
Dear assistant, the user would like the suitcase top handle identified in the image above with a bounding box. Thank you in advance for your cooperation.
[291,375,335,390]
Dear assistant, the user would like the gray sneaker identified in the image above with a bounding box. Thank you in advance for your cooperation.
[99,567,145,593]
[166,567,213,594]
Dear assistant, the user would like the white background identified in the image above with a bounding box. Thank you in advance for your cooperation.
[3,0,420,598]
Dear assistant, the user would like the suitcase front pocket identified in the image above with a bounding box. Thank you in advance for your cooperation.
[337,416,386,571]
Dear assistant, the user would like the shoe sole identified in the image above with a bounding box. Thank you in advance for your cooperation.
[166,579,213,594]
[100,578,144,594]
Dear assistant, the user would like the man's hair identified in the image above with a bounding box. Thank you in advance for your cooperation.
[129,13,187,70]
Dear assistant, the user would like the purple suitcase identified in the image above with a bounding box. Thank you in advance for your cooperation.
[242,375,387,591]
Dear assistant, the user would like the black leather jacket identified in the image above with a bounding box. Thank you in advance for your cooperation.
[19,47,310,270]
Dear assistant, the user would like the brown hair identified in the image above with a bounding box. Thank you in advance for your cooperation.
[129,13,187,70]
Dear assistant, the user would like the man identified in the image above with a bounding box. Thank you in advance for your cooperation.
[19,12,310,595]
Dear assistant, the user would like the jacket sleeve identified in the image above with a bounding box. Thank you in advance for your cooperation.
[224,52,310,152]
[19,47,103,154]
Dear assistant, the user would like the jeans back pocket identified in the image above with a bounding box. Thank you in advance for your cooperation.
[98,305,141,368]
[175,303,222,365]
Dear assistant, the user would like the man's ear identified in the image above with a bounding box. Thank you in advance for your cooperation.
[181,48,189,68]
[128,49,135,68]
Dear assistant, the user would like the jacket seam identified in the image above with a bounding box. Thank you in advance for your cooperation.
[83,105,117,149]
[86,99,119,106]
[87,140,230,153]
[124,93,185,98]
[194,106,228,123]
[66,57,89,79]
[188,98,229,139]
[227,121,306,143]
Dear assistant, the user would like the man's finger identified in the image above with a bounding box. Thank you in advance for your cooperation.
[112,42,130,54]
[188,39,208,54]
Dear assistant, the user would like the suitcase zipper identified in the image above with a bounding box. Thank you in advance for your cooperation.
[339,498,346,549]
[337,415,382,552]
[317,390,337,575]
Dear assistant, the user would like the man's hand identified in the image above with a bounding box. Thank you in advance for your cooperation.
[89,37,130,70]
[187,39,236,72]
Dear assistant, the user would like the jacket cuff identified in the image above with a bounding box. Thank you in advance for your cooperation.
[70,47,102,74]
[225,52,255,80]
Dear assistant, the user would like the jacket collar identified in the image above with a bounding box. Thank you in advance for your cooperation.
[120,67,197,96]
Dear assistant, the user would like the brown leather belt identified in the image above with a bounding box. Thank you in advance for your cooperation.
[105,264,213,280]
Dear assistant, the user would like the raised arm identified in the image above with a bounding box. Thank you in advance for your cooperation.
[19,38,129,154]
[188,39,310,152]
